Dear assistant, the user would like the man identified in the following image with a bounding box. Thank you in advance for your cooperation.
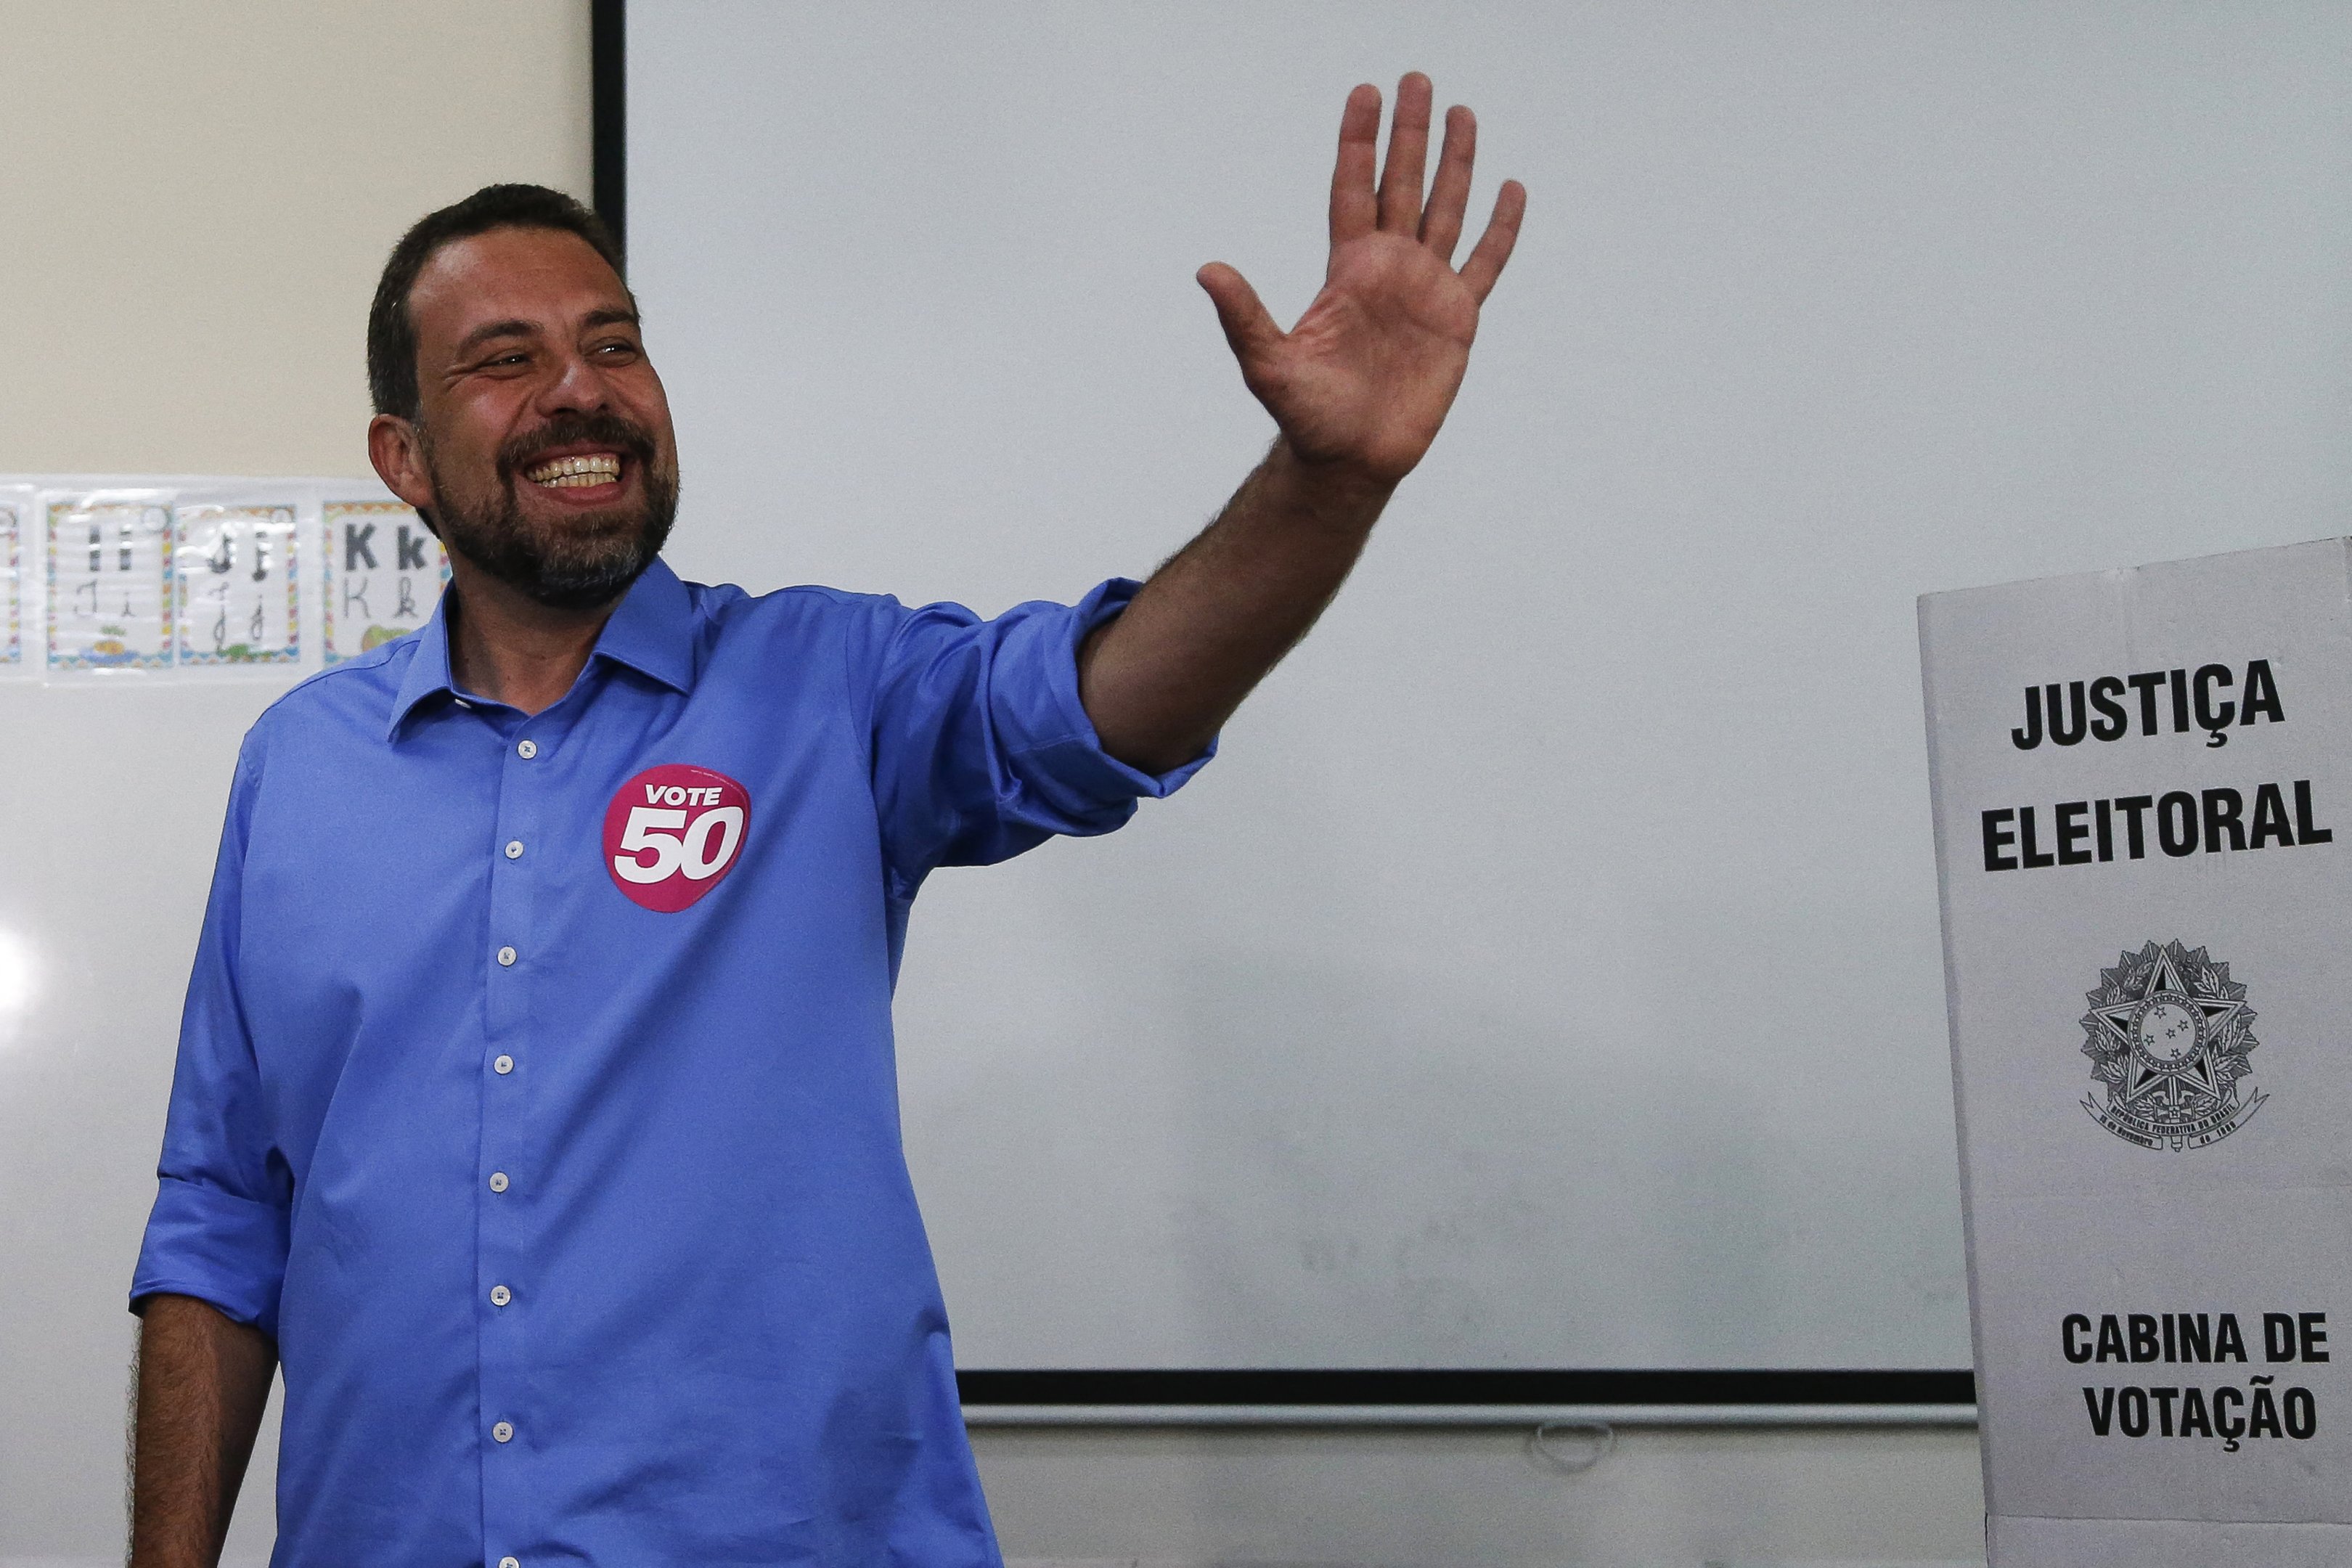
[128,74,1520,1567]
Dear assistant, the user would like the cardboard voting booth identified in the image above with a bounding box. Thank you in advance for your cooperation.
[1922,539,2352,1566]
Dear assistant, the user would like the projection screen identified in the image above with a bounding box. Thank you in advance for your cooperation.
[626,0,2352,1373]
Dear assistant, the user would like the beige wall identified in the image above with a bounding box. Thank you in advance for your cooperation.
[0,0,592,478]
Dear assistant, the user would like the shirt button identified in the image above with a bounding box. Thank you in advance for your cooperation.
[490,1284,513,1307]
[516,739,538,759]
[494,1054,515,1075]
[497,946,518,967]
[505,840,524,859]
[489,1171,510,1193]
[501,1559,520,1568]
[493,1420,515,1443]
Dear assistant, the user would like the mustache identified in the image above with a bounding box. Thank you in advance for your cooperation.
[496,412,660,481]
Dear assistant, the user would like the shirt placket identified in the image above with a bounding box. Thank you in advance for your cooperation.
[478,720,545,1568]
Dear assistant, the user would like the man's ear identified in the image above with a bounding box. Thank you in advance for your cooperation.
[367,414,437,513]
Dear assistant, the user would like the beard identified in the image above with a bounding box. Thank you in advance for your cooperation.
[420,411,679,612]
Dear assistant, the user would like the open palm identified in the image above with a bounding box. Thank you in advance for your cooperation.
[1200,73,1526,485]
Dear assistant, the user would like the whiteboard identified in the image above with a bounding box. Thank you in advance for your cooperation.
[630,0,2352,1371]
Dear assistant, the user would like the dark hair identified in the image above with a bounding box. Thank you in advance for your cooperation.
[367,183,626,422]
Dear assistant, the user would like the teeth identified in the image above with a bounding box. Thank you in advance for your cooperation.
[525,453,622,486]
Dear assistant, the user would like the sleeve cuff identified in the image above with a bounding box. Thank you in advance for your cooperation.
[129,1174,289,1338]
[995,578,1217,817]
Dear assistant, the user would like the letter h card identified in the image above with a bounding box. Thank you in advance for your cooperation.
[1921,539,2352,1566]
[0,484,28,675]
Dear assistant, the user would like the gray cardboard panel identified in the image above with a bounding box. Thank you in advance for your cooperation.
[1923,540,2352,1556]
[1990,1514,2352,1567]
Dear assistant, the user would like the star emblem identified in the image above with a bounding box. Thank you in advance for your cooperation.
[2079,940,2263,1149]
[2088,957,2239,1107]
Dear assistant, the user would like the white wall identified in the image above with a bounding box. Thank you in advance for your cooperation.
[0,2,1984,1562]
[971,1424,1984,1567]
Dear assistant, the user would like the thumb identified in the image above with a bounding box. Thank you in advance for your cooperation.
[1197,263,1283,369]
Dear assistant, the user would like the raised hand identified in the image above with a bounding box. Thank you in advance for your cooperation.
[1198,73,1525,486]
[1079,75,1521,771]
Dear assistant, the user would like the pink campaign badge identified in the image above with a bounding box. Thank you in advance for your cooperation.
[603,764,752,912]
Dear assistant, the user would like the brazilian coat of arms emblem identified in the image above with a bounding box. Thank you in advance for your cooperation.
[2080,940,2265,1151]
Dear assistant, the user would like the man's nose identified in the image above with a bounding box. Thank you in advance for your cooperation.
[535,347,608,415]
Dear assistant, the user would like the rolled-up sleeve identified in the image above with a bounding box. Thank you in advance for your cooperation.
[858,578,1214,885]
[129,738,290,1336]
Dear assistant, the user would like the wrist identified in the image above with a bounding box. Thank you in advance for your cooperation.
[1263,437,1400,528]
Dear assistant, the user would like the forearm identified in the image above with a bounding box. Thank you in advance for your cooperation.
[1080,438,1395,772]
[130,1294,277,1568]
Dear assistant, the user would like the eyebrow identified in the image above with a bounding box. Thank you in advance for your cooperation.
[453,318,542,359]
[452,306,642,362]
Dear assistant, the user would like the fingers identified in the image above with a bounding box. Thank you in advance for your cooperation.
[1335,73,1519,298]
[1196,263,1283,369]
[1419,105,1477,262]
[1376,72,1434,235]
[1329,84,1382,247]
[1456,179,1527,304]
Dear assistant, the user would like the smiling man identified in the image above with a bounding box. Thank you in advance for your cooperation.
[126,75,1520,1568]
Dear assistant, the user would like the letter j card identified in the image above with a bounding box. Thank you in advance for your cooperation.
[174,502,298,666]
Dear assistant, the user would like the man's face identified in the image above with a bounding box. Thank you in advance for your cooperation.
[380,225,680,611]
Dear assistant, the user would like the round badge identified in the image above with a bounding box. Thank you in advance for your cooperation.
[603,764,752,912]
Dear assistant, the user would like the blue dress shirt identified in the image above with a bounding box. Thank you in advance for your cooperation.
[131,558,1205,1567]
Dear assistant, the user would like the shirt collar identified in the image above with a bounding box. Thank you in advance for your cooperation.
[588,556,698,695]
[386,557,698,740]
